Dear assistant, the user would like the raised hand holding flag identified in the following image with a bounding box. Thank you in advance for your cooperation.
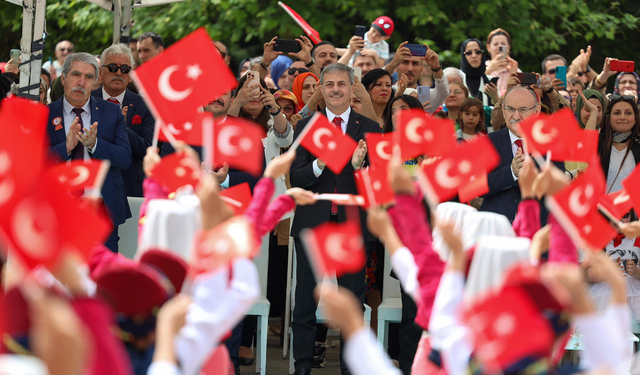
[395,109,455,160]
[150,150,202,193]
[365,132,393,170]
[220,182,252,216]
[213,116,265,176]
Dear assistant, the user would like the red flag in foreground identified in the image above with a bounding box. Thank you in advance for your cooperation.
[297,113,358,174]
[301,218,365,279]
[192,217,258,274]
[421,136,500,203]
[220,182,252,216]
[132,28,237,127]
[546,160,617,249]
[458,172,490,204]
[277,2,322,44]
[213,117,265,176]
[519,109,598,162]
[365,132,393,170]
[395,109,455,160]
[598,189,634,221]
[151,151,202,193]
[622,164,640,215]
[43,159,110,194]
[159,111,213,147]
[354,168,394,209]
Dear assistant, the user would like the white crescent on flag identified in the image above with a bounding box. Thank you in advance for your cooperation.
[0,151,15,206]
[59,166,90,187]
[435,159,460,189]
[12,198,57,260]
[614,191,630,205]
[405,118,423,144]
[326,234,349,262]
[531,120,556,144]
[376,140,392,160]
[158,65,193,102]
[312,128,336,150]
[218,126,253,156]
[569,184,594,217]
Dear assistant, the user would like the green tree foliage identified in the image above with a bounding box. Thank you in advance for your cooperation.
[1,0,639,74]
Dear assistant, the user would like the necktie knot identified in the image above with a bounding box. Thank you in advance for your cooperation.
[332,116,343,128]
[107,97,119,105]
[72,108,84,116]
[514,139,523,150]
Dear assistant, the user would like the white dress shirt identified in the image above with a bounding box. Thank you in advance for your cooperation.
[101,87,126,108]
[312,107,352,177]
[508,129,522,181]
[62,96,98,158]
[344,328,402,375]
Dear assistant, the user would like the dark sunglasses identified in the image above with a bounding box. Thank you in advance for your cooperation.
[464,50,483,56]
[610,95,636,101]
[102,63,132,74]
[288,68,308,75]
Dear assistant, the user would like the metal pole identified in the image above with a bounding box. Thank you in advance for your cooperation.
[29,0,46,98]
[18,0,34,99]
[112,0,122,45]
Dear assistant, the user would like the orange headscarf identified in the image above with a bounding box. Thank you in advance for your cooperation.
[292,72,319,111]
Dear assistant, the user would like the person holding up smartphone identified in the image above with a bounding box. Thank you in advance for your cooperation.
[337,16,393,69]
[483,28,519,99]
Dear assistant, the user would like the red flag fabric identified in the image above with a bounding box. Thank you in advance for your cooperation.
[365,132,393,171]
[547,160,617,249]
[277,2,322,44]
[192,217,258,274]
[298,114,358,174]
[458,172,490,204]
[622,165,640,214]
[213,117,265,177]
[303,219,365,278]
[598,189,634,221]
[519,109,598,162]
[0,178,111,270]
[131,28,237,127]
[354,168,394,209]
[395,109,456,160]
[220,182,252,216]
[159,111,213,147]
[421,137,500,203]
[43,159,110,194]
[151,151,202,193]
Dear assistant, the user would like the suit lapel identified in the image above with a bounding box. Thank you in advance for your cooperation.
[90,97,103,131]
[346,112,362,140]
[49,101,66,144]
[499,129,513,166]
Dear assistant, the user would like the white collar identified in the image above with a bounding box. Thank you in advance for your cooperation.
[325,106,351,124]
[102,87,126,105]
[508,128,521,144]
[62,95,92,116]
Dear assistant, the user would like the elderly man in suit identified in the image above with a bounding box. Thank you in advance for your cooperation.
[91,44,154,197]
[46,52,132,253]
[289,63,381,375]
[480,86,564,223]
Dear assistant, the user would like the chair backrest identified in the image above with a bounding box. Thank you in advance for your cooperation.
[119,197,145,259]
[382,246,401,299]
[253,233,270,297]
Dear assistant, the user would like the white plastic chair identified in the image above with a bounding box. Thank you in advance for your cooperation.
[246,233,271,375]
[119,197,144,259]
[376,248,402,348]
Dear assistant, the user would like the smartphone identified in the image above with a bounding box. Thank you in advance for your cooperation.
[555,65,567,87]
[498,46,507,57]
[417,86,430,105]
[352,66,362,81]
[489,76,500,85]
[273,39,301,53]
[355,25,367,39]
[517,72,538,86]
[406,44,427,57]
[610,60,635,73]
[10,49,20,62]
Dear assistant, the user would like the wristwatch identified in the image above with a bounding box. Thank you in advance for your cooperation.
[305,58,315,68]
[431,65,442,72]
[270,105,282,116]
[260,60,270,70]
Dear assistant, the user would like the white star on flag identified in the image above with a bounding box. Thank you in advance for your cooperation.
[184,122,193,131]
[187,65,203,80]
[577,142,583,149]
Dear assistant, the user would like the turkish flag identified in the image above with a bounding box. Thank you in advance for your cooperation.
[598,189,634,221]
[622,165,640,214]
[192,217,259,274]
[421,136,500,203]
[566,129,599,162]
[314,193,365,206]
[365,132,393,171]
[220,182,252,216]
[1,96,49,144]
[458,172,489,203]
[354,167,394,209]
[546,160,617,249]
[277,2,322,44]
[0,177,111,270]
[42,159,110,195]
[298,113,358,174]
[131,28,237,127]
[151,151,202,193]
[395,109,455,160]
[159,111,213,147]
[213,117,265,176]
[302,219,365,278]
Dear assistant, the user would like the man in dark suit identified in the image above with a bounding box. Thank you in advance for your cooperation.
[92,44,154,197]
[480,86,564,223]
[46,52,132,253]
[289,63,381,375]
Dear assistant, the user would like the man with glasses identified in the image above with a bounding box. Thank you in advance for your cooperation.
[92,44,154,197]
[480,86,565,223]
[43,40,75,80]
[214,41,231,66]
[541,54,567,82]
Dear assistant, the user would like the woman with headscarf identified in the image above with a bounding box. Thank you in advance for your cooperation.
[613,71,640,103]
[270,56,293,90]
[291,72,320,118]
[459,38,490,106]
[564,89,605,178]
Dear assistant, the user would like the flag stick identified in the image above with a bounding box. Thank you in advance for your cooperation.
[286,112,320,154]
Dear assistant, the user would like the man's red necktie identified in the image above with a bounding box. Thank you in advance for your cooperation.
[514,139,523,152]
[331,116,343,216]
[107,97,119,105]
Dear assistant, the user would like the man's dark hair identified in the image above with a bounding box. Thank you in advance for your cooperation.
[541,54,567,72]
[568,77,583,89]
[312,41,336,58]
[129,37,138,43]
[354,53,376,66]
[139,32,164,48]
[40,68,51,84]
[215,41,230,57]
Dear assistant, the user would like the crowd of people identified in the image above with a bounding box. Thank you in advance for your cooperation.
[2,12,640,375]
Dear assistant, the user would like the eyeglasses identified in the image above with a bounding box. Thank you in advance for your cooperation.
[503,104,538,115]
[281,105,295,113]
[59,48,74,52]
[610,95,636,101]
[102,63,132,74]
[464,50,484,56]
[451,89,466,95]
[288,68,308,75]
